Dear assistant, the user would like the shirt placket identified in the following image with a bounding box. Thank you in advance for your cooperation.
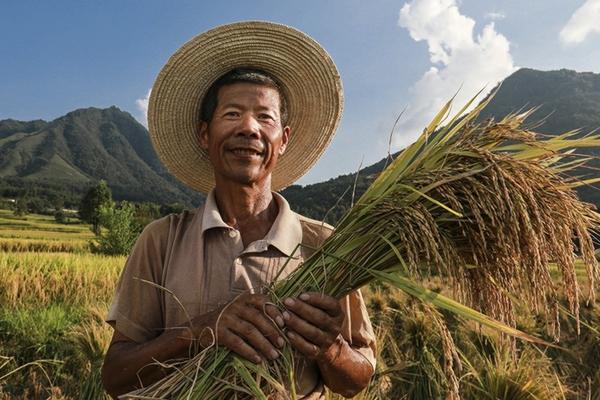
[227,228,248,292]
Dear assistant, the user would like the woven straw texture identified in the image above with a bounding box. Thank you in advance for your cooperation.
[148,21,343,193]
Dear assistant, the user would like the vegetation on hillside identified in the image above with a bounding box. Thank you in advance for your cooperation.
[0,107,201,209]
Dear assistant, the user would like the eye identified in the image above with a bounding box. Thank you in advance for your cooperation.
[224,111,240,118]
[258,113,275,121]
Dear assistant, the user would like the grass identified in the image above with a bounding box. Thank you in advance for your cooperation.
[0,246,598,399]
[0,209,88,232]
[0,210,93,253]
[0,210,119,398]
[0,238,90,253]
[0,251,124,307]
[2,97,600,400]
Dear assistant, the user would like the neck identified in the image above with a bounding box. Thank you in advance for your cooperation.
[212,178,278,232]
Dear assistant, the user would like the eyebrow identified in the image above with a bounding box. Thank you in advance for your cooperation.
[218,102,279,114]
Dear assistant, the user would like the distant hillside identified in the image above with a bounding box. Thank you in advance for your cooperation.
[283,68,600,223]
[478,68,600,134]
[0,107,201,208]
[2,68,598,217]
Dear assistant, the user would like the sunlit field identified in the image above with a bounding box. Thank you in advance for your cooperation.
[0,210,598,399]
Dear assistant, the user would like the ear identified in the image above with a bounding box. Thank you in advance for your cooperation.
[198,121,209,150]
[279,126,291,155]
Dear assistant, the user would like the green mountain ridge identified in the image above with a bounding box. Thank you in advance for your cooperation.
[0,107,200,208]
[1,67,599,218]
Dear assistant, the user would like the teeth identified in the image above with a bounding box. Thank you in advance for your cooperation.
[232,149,260,156]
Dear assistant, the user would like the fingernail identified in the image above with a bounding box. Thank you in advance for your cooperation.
[270,349,279,359]
[276,316,284,327]
[299,293,309,301]
[287,331,295,339]
[277,337,285,347]
[284,298,295,306]
[283,311,290,320]
[254,355,262,363]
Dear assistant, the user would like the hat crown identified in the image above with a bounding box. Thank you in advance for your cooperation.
[148,21,343,193]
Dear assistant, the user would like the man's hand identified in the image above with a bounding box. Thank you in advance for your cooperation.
[281,292,345,359]
[282,292,374,397]
[193,293,286,364]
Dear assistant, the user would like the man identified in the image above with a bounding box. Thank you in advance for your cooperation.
[102,21,376,399]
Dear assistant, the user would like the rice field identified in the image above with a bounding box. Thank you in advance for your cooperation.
[0,209,598,399]
[0,210,93,253]
[0,210,121,399]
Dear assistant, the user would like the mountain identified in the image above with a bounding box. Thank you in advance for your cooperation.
[2,68,598,217]
[478,68,600,134]
[0,107,201,208]
[282,68,600,223]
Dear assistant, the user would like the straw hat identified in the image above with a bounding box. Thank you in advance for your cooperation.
[147,21,343,193]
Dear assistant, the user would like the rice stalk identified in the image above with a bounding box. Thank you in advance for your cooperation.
[129,94,600,399]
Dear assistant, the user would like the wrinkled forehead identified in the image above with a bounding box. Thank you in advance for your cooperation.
[215,82,283,108]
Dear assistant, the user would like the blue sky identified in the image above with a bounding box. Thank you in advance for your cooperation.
[1,0,599,185]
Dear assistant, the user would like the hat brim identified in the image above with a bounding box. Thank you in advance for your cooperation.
[148,21,344,194]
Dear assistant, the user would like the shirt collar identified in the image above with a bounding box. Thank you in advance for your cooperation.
[201,190,231,232]
[201,190,302,257]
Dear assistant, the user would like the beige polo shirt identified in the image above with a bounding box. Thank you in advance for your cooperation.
[106,191,376,398]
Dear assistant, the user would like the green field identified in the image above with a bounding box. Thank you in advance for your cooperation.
[0,211,123,399]
[0,210,598,399]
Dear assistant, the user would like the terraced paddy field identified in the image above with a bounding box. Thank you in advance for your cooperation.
[0,210,93,253]
[0,209,598,399]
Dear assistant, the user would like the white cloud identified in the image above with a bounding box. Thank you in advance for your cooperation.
[485,11,506,21]
[559,0,600,45]
[135,88,151,127]
[395,0,515,148]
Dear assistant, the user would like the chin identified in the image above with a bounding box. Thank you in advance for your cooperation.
[228,172,268,186]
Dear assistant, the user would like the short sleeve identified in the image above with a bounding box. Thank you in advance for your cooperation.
[106,217,170,343]
[339,289,377,369]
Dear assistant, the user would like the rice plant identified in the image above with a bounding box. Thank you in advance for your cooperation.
[0,238,90,253]
[129,95,600,399]
[361,289,462,400]
[462,342,567,400]
[0,252,124,307]
[68,306,113,400]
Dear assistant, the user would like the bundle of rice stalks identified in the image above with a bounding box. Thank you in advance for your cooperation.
[127,94,600,399]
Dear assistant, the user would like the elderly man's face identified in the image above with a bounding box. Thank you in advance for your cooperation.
[199,82,290,188]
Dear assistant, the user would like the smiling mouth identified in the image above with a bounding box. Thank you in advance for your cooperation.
[230,148,263,157]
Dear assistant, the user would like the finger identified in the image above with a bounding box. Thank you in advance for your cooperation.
[286,330,320,359]
[229,319,280,361]
[239,306,285,348]
[283,297,338,335]
[220,327,263,364]
[264,302,285,329]
[245,294,285,329]
[282,309,331,348]
[297,293,343,317]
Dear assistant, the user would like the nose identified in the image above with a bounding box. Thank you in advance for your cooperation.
[236,113,261,139]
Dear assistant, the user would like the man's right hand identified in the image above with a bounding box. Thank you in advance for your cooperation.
[192,293,286,363]
[102,293,286,397]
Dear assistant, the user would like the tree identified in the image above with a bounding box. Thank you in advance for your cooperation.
[54,207,67,224]
[91,201,140,256]
[79,180,113,234]
[13,197,28,217]
[135,202,161,228]
[160,202,185,216]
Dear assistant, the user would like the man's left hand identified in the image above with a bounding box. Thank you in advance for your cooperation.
[282,292,344,359]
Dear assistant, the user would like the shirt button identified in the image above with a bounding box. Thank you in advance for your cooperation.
[234,257,242,265]
[229,230,238,238]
